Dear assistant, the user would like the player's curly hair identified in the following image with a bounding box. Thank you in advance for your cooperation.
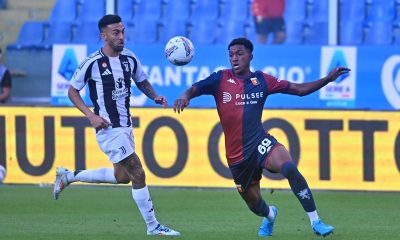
[98,14,122,32]
[228,37,253,53]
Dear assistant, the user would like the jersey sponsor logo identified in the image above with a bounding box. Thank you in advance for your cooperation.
[381,55,400,109]
[112,88,129,100]
[116,78,124,89]
[227,78,236,84]
[222,92,232,103]
[101,69,112,76]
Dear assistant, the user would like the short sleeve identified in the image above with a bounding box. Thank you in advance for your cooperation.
[262,72,290,94]
[132,56,148,83]
[70,56,94,90]
[192,70,222,97]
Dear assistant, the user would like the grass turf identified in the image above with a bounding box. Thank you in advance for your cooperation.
[0,185,398,240]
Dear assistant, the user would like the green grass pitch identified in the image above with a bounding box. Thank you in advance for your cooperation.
[0,185,398,240]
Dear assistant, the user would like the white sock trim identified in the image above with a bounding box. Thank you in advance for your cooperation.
[307,210,320,225]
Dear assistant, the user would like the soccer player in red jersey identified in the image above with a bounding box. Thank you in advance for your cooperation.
[174,37,350,237]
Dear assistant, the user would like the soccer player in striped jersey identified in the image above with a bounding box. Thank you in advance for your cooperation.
[174,37,350,237]
[53,14,180,236]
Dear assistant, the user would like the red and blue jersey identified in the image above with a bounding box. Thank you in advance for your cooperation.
[192,69,290,165]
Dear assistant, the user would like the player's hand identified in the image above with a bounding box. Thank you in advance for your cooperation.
[88,113,110,130]
[173,98,189,114]
[327,67,351,82]
[154,96,168,108]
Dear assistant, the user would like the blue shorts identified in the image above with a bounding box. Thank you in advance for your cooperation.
[229,133,281,193]
[254,17,286,35]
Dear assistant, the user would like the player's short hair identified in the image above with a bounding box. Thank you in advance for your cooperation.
[228,38,253,53]
[98,14,122,32]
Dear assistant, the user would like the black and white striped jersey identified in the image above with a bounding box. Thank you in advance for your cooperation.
[70,48,147,128]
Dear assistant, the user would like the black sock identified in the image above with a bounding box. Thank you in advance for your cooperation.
[281,161,316,212]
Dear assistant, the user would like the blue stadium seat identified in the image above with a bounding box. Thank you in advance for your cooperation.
[366,0,396,22]
[191,0,219,21]
[285,20,305,44]
[72,21,101,44]
[307,0,329,22]
[219,0,249,21]
[304,21,328,45]
[189,19,218,44]
[216,20,246,45]
[158,19,189,43]
[11,21,45,49]
[77,0,106,22]
[364,21,393,45]
[44,21,73,46]
[284,0,307,22]
[162,0,191,21]
[117,0,134,21]
[0,0,6,9]
[125,20,159,44]
[340,0,365,21]
[48,0,78,22]
[339,20,363,45]
[133,0,162,21]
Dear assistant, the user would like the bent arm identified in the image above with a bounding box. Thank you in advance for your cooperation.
[287,67,350,96]
[68,86,94,118]
[136,79,167,107]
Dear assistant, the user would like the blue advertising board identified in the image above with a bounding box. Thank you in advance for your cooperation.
[51,44,400,110]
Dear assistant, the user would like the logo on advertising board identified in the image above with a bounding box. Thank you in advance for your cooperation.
[51,45,87,105]
[381,55,400,109]
[319,47,356,107]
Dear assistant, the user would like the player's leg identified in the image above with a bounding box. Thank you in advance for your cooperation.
[265,145,334,236]
[53,167,119,200]
[239,182,278,237]
[271,18,286,44]
[118,152,180,236]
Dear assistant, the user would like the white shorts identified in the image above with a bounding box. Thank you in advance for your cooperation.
[96,126,135,164]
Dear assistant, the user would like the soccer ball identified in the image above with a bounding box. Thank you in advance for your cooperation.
[0,165,6,183]
[165,36,195,66]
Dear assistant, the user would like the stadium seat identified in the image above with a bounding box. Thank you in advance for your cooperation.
[339,20,364,45]
[48,0,78,23]
[307,0,329,22]
[188,19,218,44]
[133,0,162,21]
[0,0,6,9]
[285,20,305,44]
[72,21,101,44]
[44,21,73,46]
[304,21,328,45]
[216,20,246,45]
[77,0,106,22]
[162,0,191,21]
[219,0,249,21]
[366,0,396,22]
[117,0,134,21]
[158,19,189,43]
[191,0,219,21]
[11,21,45,49]
[364,21,393,45]
[284,0,307,22]
[339,0,365,21]
[125,19,159,44]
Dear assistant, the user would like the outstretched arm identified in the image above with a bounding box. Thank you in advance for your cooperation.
[173,86,198,114]
[287,67,350,96]
[136,79,167,108]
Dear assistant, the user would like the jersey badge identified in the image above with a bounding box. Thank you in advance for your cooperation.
[250,77,259,86]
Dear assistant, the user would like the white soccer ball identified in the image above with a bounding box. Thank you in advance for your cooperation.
[165,36,195,66]
[0,165,6,183]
